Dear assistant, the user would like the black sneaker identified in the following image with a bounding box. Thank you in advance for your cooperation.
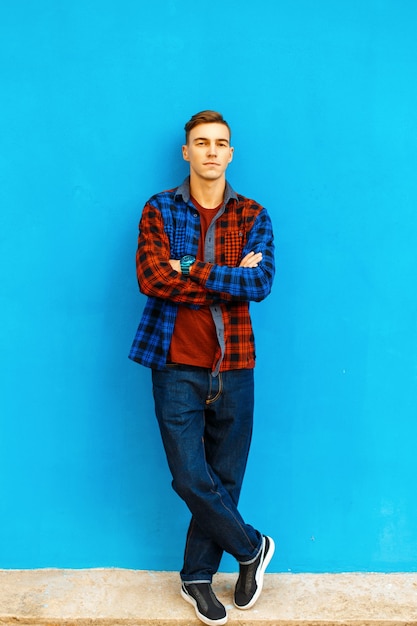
[234,535,275,610]
[181,582,228,625]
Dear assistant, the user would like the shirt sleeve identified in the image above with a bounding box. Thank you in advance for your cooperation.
[136,201,222,306]
[189,208,275,302]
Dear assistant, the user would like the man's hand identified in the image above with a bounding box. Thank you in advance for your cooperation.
[169,259,181,273]
[239,251,262,268]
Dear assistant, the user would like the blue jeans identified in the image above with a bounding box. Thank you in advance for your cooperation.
[152,365,262,583]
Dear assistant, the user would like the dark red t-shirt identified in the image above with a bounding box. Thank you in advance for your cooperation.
[168,198,222,367]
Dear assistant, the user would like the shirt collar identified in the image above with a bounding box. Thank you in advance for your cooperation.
[174,177,238,205]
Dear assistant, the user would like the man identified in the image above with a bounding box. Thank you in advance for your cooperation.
[129,110,275,625]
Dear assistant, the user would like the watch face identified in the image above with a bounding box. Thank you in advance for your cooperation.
[182,255,195,264]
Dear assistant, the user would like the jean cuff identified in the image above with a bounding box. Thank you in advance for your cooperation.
[238,535,264,565]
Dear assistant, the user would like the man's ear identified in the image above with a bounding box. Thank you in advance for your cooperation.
[228,147,234,163]
[182,145,189,161]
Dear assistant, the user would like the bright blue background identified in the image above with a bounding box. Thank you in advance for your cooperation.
[1,0,417,572]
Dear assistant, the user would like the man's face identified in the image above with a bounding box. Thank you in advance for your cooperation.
[182,123,234,182]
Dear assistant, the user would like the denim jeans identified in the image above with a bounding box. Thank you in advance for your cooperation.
[152,365,262,583]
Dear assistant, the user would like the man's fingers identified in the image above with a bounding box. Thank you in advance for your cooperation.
[239,251,263,267]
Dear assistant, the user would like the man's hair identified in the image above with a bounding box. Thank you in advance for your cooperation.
[184,110,231,144]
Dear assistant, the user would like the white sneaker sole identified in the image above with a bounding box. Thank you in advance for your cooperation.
[181,586,228,626]
[234,535,275,610]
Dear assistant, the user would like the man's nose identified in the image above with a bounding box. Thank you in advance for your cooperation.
[207,142,217,155]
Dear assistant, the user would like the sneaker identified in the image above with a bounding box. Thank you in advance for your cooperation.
[234,535,275,610]
[181,582,228,625]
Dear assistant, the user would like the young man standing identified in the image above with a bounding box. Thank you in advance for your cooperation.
[129,110,275,625]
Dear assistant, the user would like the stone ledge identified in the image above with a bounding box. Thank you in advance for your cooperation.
[1,569,417,626]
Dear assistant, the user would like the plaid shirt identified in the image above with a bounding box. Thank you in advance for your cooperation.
[129,178,275,374]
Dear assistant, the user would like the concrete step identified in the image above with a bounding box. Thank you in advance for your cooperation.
[1,569,417,625]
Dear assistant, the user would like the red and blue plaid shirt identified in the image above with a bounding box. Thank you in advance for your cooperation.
[129,178,275,374]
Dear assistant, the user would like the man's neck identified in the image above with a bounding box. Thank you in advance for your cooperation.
[189,175,226,209]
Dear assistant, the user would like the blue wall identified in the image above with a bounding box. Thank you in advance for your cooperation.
[1,0,417,572]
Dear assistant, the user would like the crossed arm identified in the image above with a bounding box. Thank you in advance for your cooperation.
[137,201,274,304]
[168,251,263,273]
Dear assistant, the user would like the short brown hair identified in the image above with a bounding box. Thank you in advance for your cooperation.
[184,110,231,144]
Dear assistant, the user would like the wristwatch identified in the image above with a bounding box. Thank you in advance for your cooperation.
[180,254,196,276]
